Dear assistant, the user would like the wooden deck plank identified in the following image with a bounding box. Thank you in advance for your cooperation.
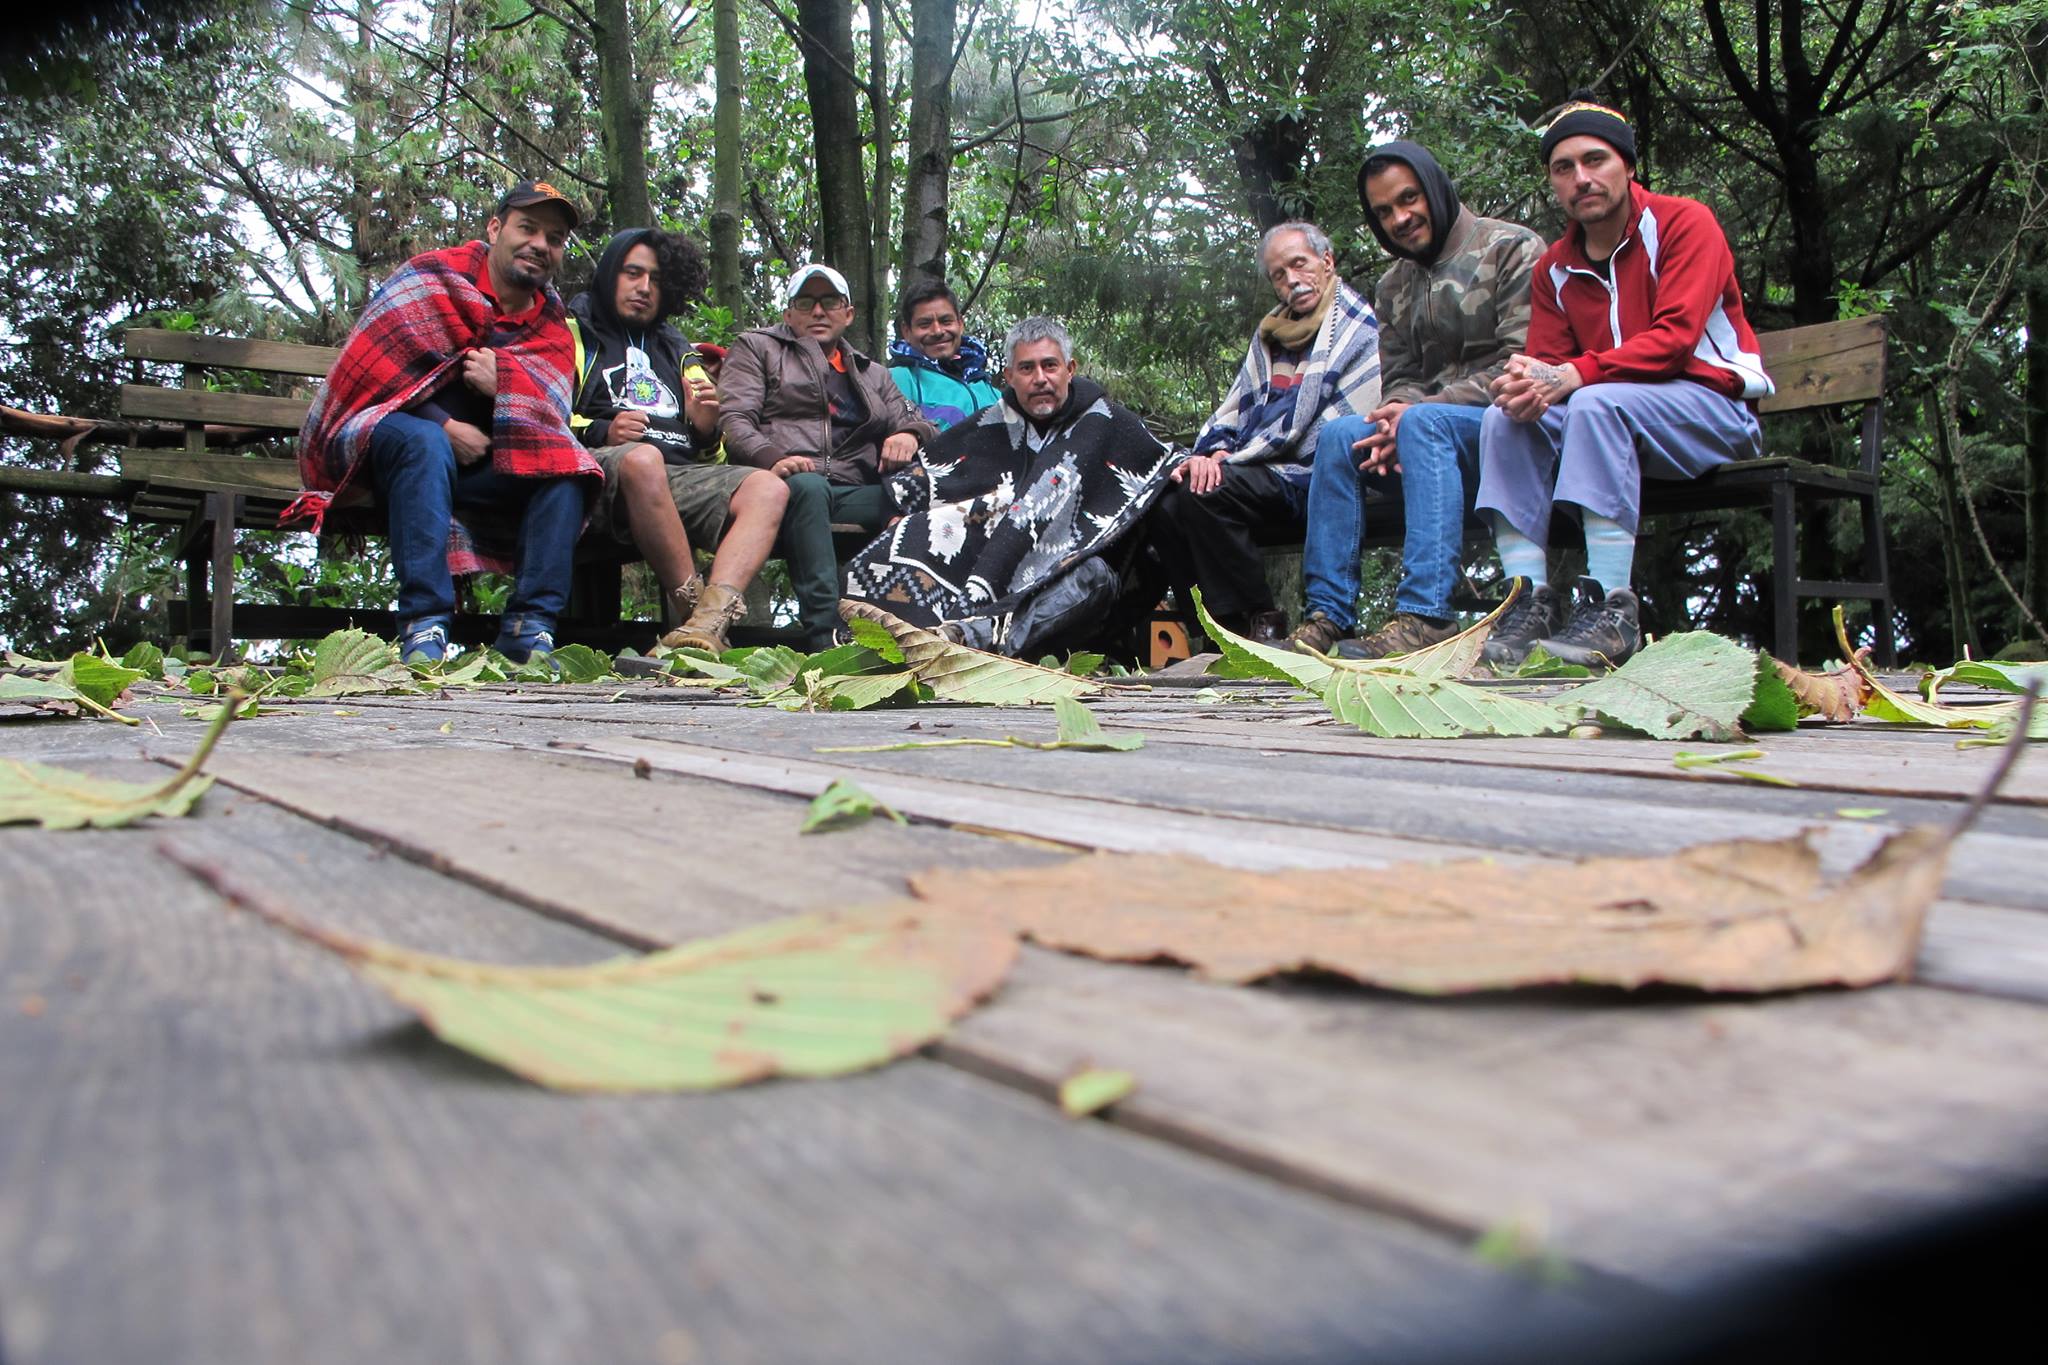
[0,788,1545,1364]
[533,720,2048,913]
[169,740,2048,1289]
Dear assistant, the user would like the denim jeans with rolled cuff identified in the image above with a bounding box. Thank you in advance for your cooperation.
[1302,403,1482,627]
[368,411,588,640]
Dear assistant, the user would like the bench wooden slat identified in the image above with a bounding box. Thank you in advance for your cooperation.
[120,385,313,430]
[123,328,340,377]
[1758,315,1885,413]
[120,450,307,495]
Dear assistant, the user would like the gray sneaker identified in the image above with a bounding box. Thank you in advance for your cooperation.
[1480,578,1563,667]
[1536,577,1640,669]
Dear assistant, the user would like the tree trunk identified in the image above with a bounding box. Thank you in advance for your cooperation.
[709,0,743,310]
[898,0,956,286]
[1926,391,1983,660]
[867,0,893,329]
[592,0,653,229]
[796,0,877,354]
[2025,263,2048,631]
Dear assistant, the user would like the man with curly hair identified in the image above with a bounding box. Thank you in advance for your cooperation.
[568,228,788,653]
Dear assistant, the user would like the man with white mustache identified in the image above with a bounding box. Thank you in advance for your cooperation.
[1146,221,1382,644]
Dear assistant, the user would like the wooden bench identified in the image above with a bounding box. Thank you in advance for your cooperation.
[115,329,661,656]
[1222,315,1895,666]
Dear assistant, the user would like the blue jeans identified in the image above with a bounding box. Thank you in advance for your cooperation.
[1303,404,1482,626]
[368,412,588,631]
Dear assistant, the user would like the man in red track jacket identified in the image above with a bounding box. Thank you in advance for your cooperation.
[1475,98,1772,669]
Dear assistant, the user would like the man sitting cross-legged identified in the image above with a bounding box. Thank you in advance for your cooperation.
[1145,221,1381,644]
[294,179,600,665]
[719,264,939,649]
[567,227,787,654]
[842,316,1181,657]
[1295,141,1543,658]
[1478,96,1773,669]
[887,277,1002,431]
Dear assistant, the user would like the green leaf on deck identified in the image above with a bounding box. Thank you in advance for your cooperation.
[1833,609,2022,732]
[1740,654,1800,732]
[1190,588,1332,689]
[804,642,897,677]
[1553,632,1761,741]
[305,629,415,697]
[546,643,616,684]
[1925,660,2048,697]
[190,892,1018,1092]
[664,649,745,681]
[1672,749,1797,786]
[801,777,907,833]
[1319,670,1565,738]
[846,616,906,663]
[118,642,166,680]
[839,601,1102,705]
[0,696,233,829]
[1052,697,1145,749]
[1500,646,1592,679]
[1061,651,1107,677]
[65,653,146,708]
[1329,591,1522,681]
[1058,1067,1137,1118]
[733,645,810,695]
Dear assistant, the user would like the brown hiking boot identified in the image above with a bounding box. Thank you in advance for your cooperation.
[1333,612,1459,660]
[1288,610,1347,655]
[666,574,704,626]
[661,581,747,653]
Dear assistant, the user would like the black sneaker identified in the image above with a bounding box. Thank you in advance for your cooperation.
[1479,578,1562,667]
[1536,577,1640,669]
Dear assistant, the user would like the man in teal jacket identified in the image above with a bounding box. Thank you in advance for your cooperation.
[887,279,1001,429]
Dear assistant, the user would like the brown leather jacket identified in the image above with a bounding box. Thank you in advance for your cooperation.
[717,323,938,484]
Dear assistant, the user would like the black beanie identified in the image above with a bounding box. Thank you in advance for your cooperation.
[1539,97,1637,166]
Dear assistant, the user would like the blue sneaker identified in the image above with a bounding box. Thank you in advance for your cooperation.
[493,615,558,667]
[398,618,451,664]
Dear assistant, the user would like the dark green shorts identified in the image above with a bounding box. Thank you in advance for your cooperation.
[590,444,756,549]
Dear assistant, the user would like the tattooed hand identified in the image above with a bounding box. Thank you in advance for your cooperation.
[1492,353,1581,422]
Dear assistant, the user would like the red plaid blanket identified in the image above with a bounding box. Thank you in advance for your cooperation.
[292,240,600,574]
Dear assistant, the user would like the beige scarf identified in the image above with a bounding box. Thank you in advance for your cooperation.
[1258,284,1335,353]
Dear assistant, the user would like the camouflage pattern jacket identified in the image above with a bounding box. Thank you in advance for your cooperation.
[1374,210,1543,408]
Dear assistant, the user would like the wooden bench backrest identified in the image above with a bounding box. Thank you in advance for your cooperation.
[120,329,340,445]
[1756,315,1885,415]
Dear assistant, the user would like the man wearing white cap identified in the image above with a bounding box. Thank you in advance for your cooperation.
[719,264,939,646]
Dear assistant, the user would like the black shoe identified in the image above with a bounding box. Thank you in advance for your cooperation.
[1480,578,1562,666]
[1536,577,1640,669]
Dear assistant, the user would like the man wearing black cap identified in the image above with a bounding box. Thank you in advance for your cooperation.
[1291,142,1543,657]
[296,179,598,666]
[1477,98,1773,669]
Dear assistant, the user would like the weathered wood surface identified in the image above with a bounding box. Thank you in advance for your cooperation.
[119,383,313,431]
[124,327,340,377]
[1756,315,1887,413]
[6,682,2048,1354]
[0,769,1551,1365]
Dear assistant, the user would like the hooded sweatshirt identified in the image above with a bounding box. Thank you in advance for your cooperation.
[1363,140,1544,408]
[888,335,1002,430]
[566,228,712,463]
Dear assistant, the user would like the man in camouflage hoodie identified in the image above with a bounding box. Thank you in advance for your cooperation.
[1291,141,1543,657]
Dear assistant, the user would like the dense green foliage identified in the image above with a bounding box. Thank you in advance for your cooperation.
[0,0,2041,660]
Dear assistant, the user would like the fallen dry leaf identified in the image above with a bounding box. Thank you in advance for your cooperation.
[1773,651,1872,722]
[909,829,1948,994]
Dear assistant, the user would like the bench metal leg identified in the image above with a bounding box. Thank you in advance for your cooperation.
[1770,481,1798,663]
[1860,489,1897,668]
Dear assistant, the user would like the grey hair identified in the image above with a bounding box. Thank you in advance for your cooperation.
[1002,315,1073,363]
[1257,221,1332,268]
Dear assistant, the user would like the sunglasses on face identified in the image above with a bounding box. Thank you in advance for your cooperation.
[789,294,850,314]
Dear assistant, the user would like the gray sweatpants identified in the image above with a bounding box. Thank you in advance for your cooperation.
[1476,380,1762,544]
